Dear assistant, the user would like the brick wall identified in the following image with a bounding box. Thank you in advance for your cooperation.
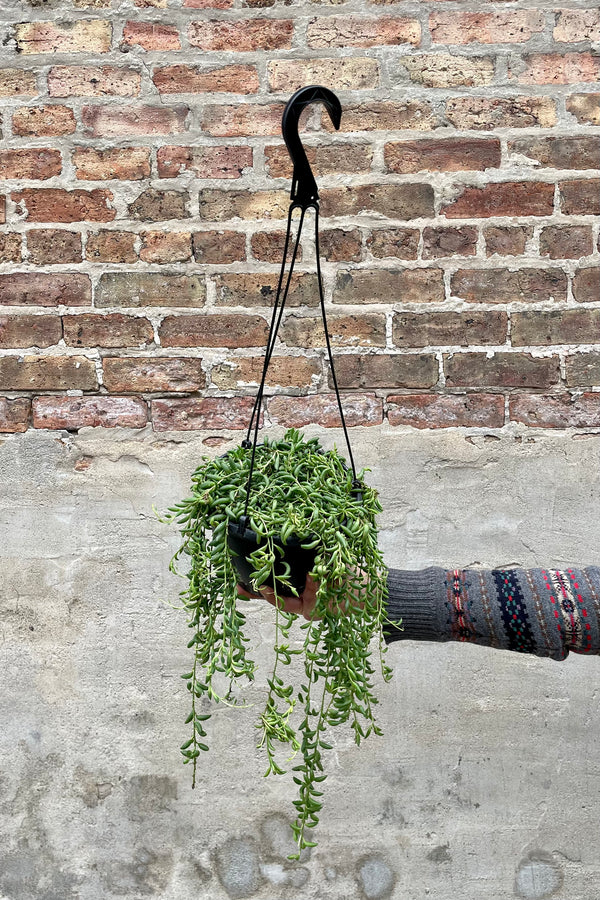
[0,3,598,435]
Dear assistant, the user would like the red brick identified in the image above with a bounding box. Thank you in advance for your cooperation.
[387,393,505,429]
[264,143,373,179]
[484,226,531,257]
[554,10,600,43]
[393,310,507,348]
[0,397,30,433]
[201,103,285,137]
[13,188,115,223]
[330,353,438,389]
[443,182,554,218]
[385,138,500,174]
[153,64,259,94]
[512,309,600,347]
[73,147,151,181]
[86,231,137,263]
[268,393,382,428]
[192,231,246,264]
[509,393,600,428]
[565,355,600,387]
[307,15,420,48]
[198,189,289,220]
[559,179,600,215]
[157,145,252,179]
[187,19,292,51]
[250,231,303,264]
[566,93,600,126]
[103,357,205,393]
[452,268,567,304]
[159,314,268,348]
[27,229,82,265]
[321,183,434,219]
[82,105,188,137]
[0,354,97,390]
[152,396,261,431]
[280,313,386,349]
[12,104,75,137]
[0,273,91,307]
[267,58,379,92]
[0,68,38,97]
[48,65,141,97]
[128,189,189,222]
[212,355,319,391]
[367,228,419,260]
[14,20,112,54]
[0,234,22,263]
[63,313,153,348]
[0,314,62,348]
[322,100,438,132]
[539,226,593,259]
[430,10,544,44]
[445,352,559,389]
[333,268,444,304]
[213,273,318,308]
[445,96,556,129]
[573,268,600,303]
[422,226,477,259]
[399,54,494,88]
[512,53,600,85]
[122,21,181,50]
[0,149,61,180]
[33,395,147,429]
[139,231,192,263]
[97,273,205,308]
[320,229,362,263]
[509,136,600,170]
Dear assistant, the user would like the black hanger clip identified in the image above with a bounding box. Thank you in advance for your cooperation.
[282,85,342,209]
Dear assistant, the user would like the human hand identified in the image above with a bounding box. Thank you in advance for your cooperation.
[236,567,367,621]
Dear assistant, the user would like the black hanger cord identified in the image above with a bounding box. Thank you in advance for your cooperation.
[240,201,306,523]
[240,200,360,525]
[237,86,360,529]
[313,202,360,487]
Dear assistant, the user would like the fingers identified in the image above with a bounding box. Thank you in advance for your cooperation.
[301,572,322,620]
[260,584,304,615]
[238,567,367,621]
[237,581,304,614]
[236,584,262,600]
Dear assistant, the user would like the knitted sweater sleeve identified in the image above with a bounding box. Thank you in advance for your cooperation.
[382,565,600,661]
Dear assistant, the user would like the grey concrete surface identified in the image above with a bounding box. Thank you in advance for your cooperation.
[1,423,600,899]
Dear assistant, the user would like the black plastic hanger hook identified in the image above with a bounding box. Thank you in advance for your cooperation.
[281,85,342,209]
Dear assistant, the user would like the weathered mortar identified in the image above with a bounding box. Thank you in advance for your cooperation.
[1,423,600,898]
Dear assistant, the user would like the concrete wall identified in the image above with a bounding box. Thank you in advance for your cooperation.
[2,422,599,899]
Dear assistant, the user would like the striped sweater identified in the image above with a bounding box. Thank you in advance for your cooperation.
[383,566,600,661]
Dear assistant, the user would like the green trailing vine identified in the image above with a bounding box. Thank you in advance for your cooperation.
[156,427,402,859]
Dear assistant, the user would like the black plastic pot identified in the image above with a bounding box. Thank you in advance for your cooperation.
[223,445,363,597]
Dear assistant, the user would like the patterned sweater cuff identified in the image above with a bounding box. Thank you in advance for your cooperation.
[383,566,447,644]
[381,564,600,660]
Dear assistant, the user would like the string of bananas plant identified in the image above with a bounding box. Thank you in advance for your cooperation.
[156,427,402,859]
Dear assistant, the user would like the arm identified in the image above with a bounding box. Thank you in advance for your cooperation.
[383,565,600,661]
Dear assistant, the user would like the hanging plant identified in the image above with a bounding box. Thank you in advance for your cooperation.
[158,85,403,859]
[156,426,401,858]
